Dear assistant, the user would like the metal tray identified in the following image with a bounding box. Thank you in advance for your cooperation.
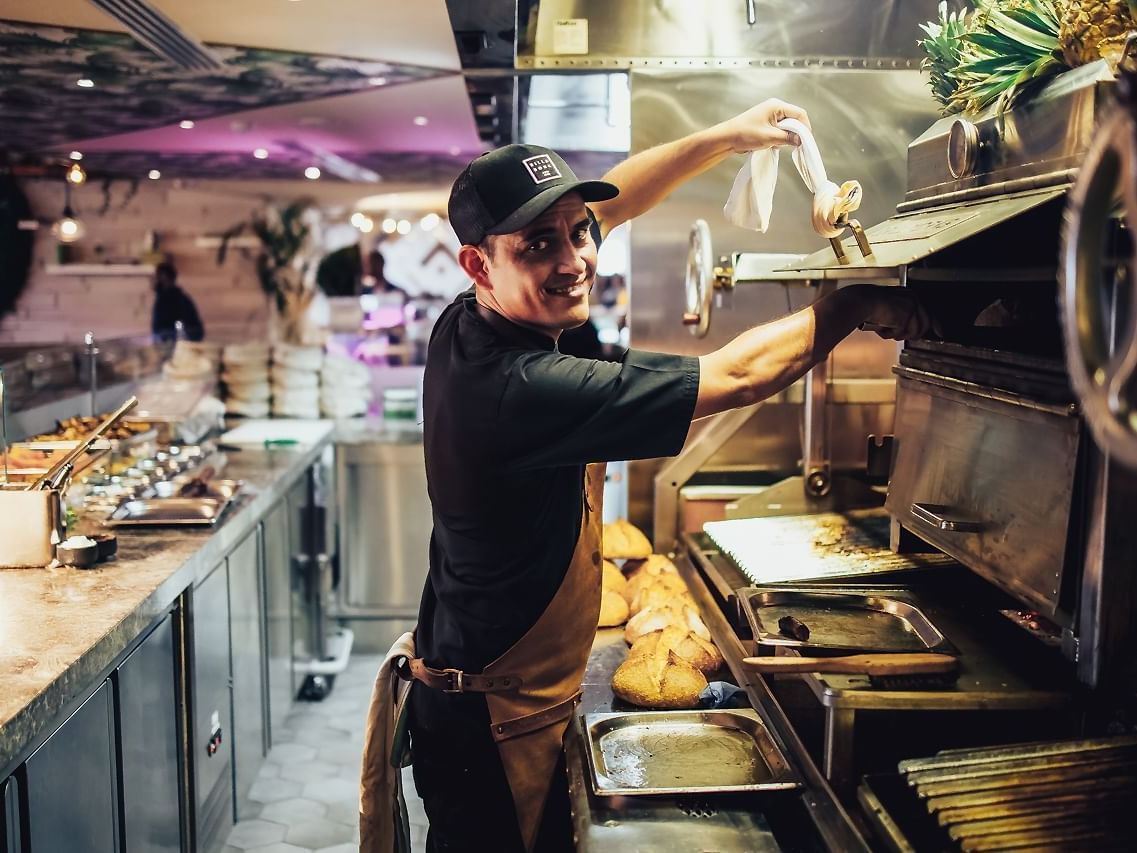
[582,710,800,796]
[149,479,242,500]
[104,497,231,527]
[741,588,951,653]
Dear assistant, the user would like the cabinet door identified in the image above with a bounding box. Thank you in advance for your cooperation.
[228,530,266,817]
[116,612,183,853]
[1,774,22,853]
[193,564,233,850]
[24,681,118,853]
[262,500,293,744]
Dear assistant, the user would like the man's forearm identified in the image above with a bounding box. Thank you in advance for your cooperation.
[693,286,871,419]
[590,125,735,237]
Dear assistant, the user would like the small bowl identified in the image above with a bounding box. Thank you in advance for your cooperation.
[90,533,117,562]
[56,542,100,569]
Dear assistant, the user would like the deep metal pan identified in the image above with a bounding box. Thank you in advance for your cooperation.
[582,710,800,797]
[740,588,953,653]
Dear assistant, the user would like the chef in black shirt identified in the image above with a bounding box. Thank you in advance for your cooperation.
[151,260,205,342]
[404,100,931,853]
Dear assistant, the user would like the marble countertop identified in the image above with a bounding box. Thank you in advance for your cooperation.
[0,437,332,776]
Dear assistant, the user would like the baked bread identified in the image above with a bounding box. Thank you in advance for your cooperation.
[630,626,723,675]
[598,589,630,627]
[612,649,708,709]
[602,518,652,560]
[625,603,712,644]
[601,560,627,595]
[623,555,679,603]
[628,574,690,615]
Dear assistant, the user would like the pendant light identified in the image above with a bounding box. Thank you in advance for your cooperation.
[51,180,84,243]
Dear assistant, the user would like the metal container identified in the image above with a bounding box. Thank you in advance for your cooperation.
[582,709,800,796]
[105,497,232,527]
[150,479,242,501]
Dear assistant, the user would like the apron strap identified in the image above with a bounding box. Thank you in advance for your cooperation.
[490,693,582,743]
[405,658,524,694]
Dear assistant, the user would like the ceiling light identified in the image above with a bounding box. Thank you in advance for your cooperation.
[382,218,397,234]
[148,169,161,180]
[76,78,95,88]
[368,76,387,86]
[359,217,374,234]
[413,116,429,127]
[66,163,87,186]
[304,166,321,180]
[350,212,366,228]
[253,148,269,159]
[69,151,83,161]
[396,219,411,235]
[52,184,84,243]
[179,120,195,129]
[419,213,440,231]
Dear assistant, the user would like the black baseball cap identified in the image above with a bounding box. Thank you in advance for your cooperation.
[448,144,619,246]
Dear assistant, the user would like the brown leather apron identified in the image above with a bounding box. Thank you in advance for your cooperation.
[478,462,605,851]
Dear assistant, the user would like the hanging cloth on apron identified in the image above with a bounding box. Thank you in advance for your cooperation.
[403,462,605,851]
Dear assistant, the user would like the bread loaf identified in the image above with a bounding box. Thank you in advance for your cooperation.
[601,560,627,595]
[623,555,679,603]
[625,603,712,644]
[612,649,708,709]
[630,626,723,675]
[598,589,630,627]
[628,574,691,615]
[602,518,652,560]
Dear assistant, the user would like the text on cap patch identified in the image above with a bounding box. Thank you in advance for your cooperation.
[522,154,562,184]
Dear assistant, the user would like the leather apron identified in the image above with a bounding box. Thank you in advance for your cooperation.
[480,462,605,852]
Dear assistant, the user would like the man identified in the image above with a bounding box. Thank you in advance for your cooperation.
[408,100,930,852]
[151,260,205,342]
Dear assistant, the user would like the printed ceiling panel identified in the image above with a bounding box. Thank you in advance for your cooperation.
[0,20,448,153]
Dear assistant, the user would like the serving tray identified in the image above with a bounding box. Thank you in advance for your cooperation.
[104,497,231,527]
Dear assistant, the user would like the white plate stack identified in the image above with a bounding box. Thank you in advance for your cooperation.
[271,344,324,419]
[320,353,372,419]
[221,342,271,418]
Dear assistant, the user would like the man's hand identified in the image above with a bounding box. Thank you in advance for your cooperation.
[717,99,812,153]
[855,286,941,341]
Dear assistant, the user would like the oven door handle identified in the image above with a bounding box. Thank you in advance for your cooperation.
[911,502,984,533]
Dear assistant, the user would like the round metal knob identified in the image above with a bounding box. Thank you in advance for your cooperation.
[947,118,981,179]
[805,470,831,498]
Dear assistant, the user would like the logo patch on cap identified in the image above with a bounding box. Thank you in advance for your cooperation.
[522,154,562,185]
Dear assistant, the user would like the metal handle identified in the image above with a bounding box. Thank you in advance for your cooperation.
[745,0,756,26]
[911,502,984,533]
[683,219,714,337]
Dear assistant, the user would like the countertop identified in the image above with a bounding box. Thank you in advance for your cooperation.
[0,436,332,776]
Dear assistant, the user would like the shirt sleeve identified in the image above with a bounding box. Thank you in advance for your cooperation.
[497,348,700,469]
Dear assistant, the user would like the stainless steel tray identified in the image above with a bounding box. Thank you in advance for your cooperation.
[582,710,800,796]
[104,497,231,527]
[149,479,242,500]
[741,588,951,653]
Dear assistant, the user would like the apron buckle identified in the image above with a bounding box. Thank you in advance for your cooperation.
[441,668,465,693]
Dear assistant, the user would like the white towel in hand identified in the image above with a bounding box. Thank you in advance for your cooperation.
[724,118,862,239]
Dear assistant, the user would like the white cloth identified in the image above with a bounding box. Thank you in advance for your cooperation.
[724,118,862,239]
[359,631,416,853]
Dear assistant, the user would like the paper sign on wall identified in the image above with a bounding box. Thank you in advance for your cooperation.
[553,18,589,55]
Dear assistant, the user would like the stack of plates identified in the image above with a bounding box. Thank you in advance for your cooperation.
[221,342,271,418]
[320,353,372,418]
[272,344,323,419]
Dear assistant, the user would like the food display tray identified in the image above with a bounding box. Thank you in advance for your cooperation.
[104,497,232,527]
[582,710,800,796]
[149,479,243,501]
[740,588,952,653]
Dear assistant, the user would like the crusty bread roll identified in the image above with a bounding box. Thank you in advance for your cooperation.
[630,626,724,675]
[598,589,630,627]
[628,574,691,615]
[601,560,627,595]
[623,555,679,603]
[625,603,712,645]
[612,649,708,709]
[602,518,652,560]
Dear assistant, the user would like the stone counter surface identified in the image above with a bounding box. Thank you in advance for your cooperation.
[0,438,332,776]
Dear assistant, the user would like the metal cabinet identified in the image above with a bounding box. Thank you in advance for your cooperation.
[24,680,118,852]
[1,774,21,853]
[228,530,266,818]
[115,612,183,853]
[193,564,233,853]
[262,500,293,745]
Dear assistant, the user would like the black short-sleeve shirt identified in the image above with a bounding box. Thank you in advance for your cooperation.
[415,290,699,673]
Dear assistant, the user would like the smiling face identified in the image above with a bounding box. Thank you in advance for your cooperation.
[457,192,596,339]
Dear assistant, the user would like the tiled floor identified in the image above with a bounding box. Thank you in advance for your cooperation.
[223,654,429,853]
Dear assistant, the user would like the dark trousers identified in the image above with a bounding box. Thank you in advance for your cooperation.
[408,680,574,853]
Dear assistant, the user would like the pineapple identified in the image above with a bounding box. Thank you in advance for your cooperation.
[1058,0,1137,67]
[919,2,972,111]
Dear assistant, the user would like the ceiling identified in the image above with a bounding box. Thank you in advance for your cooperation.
[0,0,484,185]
